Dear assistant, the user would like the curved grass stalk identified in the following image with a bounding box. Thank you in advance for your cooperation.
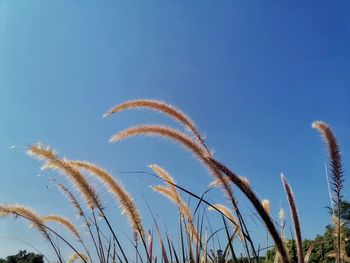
[281,174,303,263]
[153,185,200,244]
[56,183,85,219]
[304,240,317,263]
[56,183,97,263]
[208,204,242,240]
[313,121,344,263]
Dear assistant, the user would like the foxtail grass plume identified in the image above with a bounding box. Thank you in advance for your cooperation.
[57,183,84,218]
[152,185,192,224]
[27,143,101,210]
[42,214,82,242]
[103,99,205,143]
[0,204,50,240]
[279,208,285,222]
[148,164,176,188]
[262,199,271,216]
[149,165,193,224]
[239,177,250,188]
[313,121,344,263]
[149,165,203,244]
[209,176,232,188]
[69,160,144,240]
[68,252,89,263]
[152,183,200,243]
[281,174,304,263]
[208,204,244,241]
[209,158,290,263]
[208,204,237,226]
[110,125,208,159]
[111,124,236,210]
[312,121,344,202]
[108,99,289,262]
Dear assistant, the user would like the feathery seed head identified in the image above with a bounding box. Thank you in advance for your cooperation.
[209,176,232,188]
[27,143,57,162]
[109,125,208,158]
[312,120,344,202]
[152,185,178,204]
[208,204,243,240]
[103,99,204,142]
[279,208,285,221]
[153,185,195,236]
[0,204,50,239]
[70,160,144,240]
[208,204,237,225]
[281,174,304,263]
[28,144,101,210]
[57,183,84,218]
[68,252,89,263]
[148,164,176,186]
[239,176,250,188]
[42,214,81,241]
[262,199,271,216]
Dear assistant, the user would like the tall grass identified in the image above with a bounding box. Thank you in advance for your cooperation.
[0,99,345,263]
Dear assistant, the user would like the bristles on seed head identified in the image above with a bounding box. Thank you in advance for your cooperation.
[110,125,238,209]
[68,252,89,263]
[46,160,101,210]
[57,183,84,218]
[152,185,179,206]
[148,164,180,204]
[110,124,235,209]
[209,176,232,188]
[0,204,49,239]
[281,174,303,262]
[152,185,193,226]
[208,204,243,240]
[27,143,57,162]
[109,125,208,158]
[42,214,81,242]
[28,144,101,210]
[279,208,285,221]
[148,164,175,186]
[103,99,204,141]
[70,160,144,240]
[312,121,344,200]
[239,177,250,187]
[208,204,237,225]
[262,199,271,216]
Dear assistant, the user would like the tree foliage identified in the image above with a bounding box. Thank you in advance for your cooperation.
[264,225,350,263]
[0,250,44,263]
[328,200,350,223]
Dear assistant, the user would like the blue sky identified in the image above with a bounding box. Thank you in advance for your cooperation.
[0,0,349,260]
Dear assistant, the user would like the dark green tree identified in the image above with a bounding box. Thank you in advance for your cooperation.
[328,200,350,223]
[0,250,44,263]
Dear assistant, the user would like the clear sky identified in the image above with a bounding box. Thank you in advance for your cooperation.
[0,0,349,260]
